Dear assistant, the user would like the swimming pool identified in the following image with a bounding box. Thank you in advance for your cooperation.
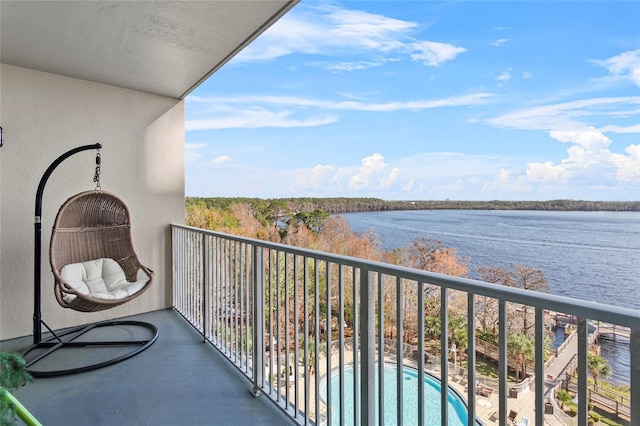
[320,364,474,426]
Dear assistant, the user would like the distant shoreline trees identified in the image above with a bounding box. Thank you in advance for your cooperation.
[186,196,640,215]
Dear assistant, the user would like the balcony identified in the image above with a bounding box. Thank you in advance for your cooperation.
[3,224,638,426]
[1,310,292,425]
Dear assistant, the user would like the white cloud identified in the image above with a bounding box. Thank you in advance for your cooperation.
[311,60,385,72]
[483,129,640,195]
[525,161,571,182]
[592,49,640,87]
[287,151,511,198]
[410,41,467,66]
[491,38,508,46]
[291,164,337,191]
[235,4,466,68]
[484,92,640,196]
[348,153,399,190]
[482,169,530,194]
[186,108,338,130]
[186,92,493,130]
[402,179,415,191]
[611,144,640,182]
[185,143,205,162]
[549,129,611,152]
[532,129,639,184]
[288,153,403,194]
[522,71,533,79]
[191,92,492,112]
[487,96,640,131]
[496,69,512,82]
[600,124,640,133]
[212,155,231,165]
[382,167,402,188]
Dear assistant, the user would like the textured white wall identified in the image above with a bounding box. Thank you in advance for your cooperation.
[0,64,184,340]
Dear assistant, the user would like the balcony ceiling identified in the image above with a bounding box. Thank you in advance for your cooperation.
[0,0,297,99]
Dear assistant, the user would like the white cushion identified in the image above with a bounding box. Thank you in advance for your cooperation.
[60,258,149,304]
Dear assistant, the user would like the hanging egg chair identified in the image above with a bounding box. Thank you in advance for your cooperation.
[50,190,153,312]
[24,144,158,377]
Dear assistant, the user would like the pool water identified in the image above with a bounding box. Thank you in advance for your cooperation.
[320,364,470,426]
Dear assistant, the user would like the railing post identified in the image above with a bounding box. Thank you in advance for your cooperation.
[467,294,476,426]
[251,245,265,397]
[203,235,210,342]
[440,287,448,426]
[395,276,404,426]
[171,226,177,309]
[418,282,425,426]
[498,300,507,425]
[630,326,639,426]
[535,308,544,426]
[577,318,588,426]
[360,269,375,425]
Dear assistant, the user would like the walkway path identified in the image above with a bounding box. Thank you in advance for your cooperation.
[545,332,578,387]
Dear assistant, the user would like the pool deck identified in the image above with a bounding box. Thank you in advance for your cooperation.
[298,347,569,426]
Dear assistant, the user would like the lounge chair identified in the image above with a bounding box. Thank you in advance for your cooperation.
[475,383,493,397]
[508,410,518,424]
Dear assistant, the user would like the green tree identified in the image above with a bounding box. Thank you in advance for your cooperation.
[507,332,535,382]
[292,209,330,234]
[448,314,468,364]
[587,353,612,387]
[256,199,290,232]
[556,389,573,409]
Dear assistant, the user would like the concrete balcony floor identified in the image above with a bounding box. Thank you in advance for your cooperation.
[0,309,294,426]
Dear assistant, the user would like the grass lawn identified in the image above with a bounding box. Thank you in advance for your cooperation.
[464,356,517,383]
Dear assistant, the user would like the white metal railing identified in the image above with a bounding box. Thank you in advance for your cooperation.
[171,224,639,426]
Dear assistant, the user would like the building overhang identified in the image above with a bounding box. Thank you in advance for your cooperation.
[0,0,298,99]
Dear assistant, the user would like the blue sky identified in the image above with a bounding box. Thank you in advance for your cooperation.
[185,1,640,201]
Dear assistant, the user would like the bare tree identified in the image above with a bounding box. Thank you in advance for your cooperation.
[478,264,549,333]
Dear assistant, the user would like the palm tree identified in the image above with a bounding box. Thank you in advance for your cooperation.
[449,315,468,366]
[587,353,612,387]
[507,332,535,382]
[556,389,573,409]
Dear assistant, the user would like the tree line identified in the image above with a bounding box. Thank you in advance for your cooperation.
[186,197,639,214]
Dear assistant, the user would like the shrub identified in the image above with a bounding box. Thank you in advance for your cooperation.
[568,404,578,417]
[1,352,34,424]
[556,389,572,408]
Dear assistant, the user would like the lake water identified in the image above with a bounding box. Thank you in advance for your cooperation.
[341,209,639,385]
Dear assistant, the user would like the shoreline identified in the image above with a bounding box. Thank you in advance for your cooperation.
[186,196,640,214]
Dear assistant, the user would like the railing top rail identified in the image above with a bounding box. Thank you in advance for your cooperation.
[172,223,640,327]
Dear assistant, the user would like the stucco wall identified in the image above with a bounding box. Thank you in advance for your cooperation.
[0,64,184,340]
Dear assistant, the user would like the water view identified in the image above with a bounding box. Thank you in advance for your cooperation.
[342,209,639,385]
[342,210,640,310]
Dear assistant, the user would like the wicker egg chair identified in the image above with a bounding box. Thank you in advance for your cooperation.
[50,190,153,312]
